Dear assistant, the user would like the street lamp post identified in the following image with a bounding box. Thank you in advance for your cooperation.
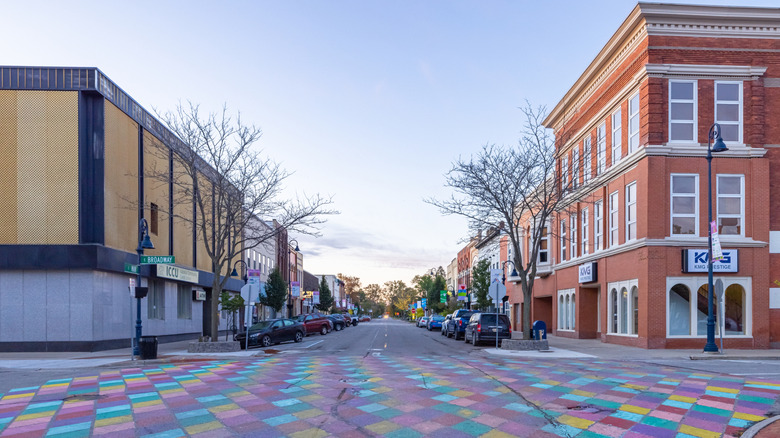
[287,239,300,318]
[231,259,249,350]
[501,260,519,349]
[134,218,154,357]
[704,123,728,353]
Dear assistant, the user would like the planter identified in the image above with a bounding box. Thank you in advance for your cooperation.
[187,341,240,353]
[500,339,549,351]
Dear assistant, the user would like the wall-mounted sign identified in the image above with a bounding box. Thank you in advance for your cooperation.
[579,262,597,283]
[682,249,738,273]
[156,264,199,283]
[193,288,207,301]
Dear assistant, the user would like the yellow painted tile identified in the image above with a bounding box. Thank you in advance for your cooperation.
[294,408,324,419]
[556,414,594,429]
[669,395,697,404]
[449,390,473,397]
[620,404,650,415]
[457,409,478,418]
[380,399,402,408]
[541,380,560,386]
[16,411,56,421]
[623,384,648,390]
[733,412,766,422]
[289,428,329,438]
[571,390,595,397]
[480,431,517,438]
[184,420,223,435]
[298,395,322,403]
[495,387,510,394]
[301,383,323,389]
[226,390,250,397]
[124,377,146,383]
[2,392,35,400]
[365,420,400,434]
[420,373,434,376]
[159,388,184,395]
[678,424,722,438]
[433,380,452,386]
[94,415,133,428]
[368,377,383,382]
[208,403,239,413]
[706,386,738,394]
[41,383,69,389]
[372,387,393,394]
[746,381,780,387]
[133,400,161,408]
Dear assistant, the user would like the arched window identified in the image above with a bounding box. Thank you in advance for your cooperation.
[620,287,628,334]
[696,284,714,336]
[631,286,638,335]
[724,284,745,335]
[571,294,576,330]
[669,284,691,335]
[565,296,570,330]
[559,295,565,329]
[610,289,618,333]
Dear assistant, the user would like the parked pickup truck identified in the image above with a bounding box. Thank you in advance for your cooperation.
[443,309,475,340]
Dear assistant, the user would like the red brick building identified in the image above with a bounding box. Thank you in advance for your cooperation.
[509,2,780,349]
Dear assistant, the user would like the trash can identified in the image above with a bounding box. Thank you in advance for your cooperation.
[139,336,158,360]
[532,320,547,340]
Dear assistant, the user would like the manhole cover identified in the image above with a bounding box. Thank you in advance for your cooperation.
[568,404,609,413]
[263,349,280,354]
[63,393,105,402]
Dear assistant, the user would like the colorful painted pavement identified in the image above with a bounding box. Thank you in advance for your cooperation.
[0,355,778,437]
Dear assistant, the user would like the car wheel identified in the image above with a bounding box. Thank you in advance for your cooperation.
[465,332,471,343]
[320,325,328,335]
[294,331,303,343]
[472,333,479,347]
[427,325,431,331]
[261,335,272,348]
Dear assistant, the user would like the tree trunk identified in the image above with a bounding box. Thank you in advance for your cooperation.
[210,289,219,341]
[522,288,532,340]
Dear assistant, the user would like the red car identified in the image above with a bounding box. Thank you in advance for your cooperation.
[359,315,371,322]
[296,313,332,336]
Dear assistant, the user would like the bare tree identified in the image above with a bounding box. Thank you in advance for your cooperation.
[148,102,337,341]
[428,103,586,339]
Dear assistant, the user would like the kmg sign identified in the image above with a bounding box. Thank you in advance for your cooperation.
[578,262,597,284]
[682,249,738,273]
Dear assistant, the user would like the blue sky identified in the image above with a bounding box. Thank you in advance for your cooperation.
[3,1,778,286]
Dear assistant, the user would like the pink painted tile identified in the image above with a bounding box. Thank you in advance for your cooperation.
[648,410,683,422]
[472,413,507,427]
[588,422,627,437]
[92,421,136,434]
[411,420,445,434]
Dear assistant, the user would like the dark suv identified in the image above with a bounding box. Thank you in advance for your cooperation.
[444,309,474,340]
[464,313,511,346]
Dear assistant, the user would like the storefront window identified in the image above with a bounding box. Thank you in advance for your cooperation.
[724,284,745,335]
[631,287,638,335]
[620,287,628,334]
[669,284,691,336]
[696,285,717,336]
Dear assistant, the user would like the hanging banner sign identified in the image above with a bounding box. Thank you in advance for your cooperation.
[710,221,724,261]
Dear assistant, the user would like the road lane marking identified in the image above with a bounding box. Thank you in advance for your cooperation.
[299,340,324,349]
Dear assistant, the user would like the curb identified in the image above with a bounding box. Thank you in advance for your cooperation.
[689,355,780,361]
[740,415,780,438]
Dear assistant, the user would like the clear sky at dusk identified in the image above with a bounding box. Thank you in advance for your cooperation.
[3,0,778,286]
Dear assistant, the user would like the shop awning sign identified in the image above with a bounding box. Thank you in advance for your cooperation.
[682,249,738,273]
[579,262,597,283]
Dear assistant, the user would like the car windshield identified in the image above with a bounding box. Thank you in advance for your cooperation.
[458,311,474,319]
[295,315,306,322]
[249,321,274,331]
[431,316,445,321]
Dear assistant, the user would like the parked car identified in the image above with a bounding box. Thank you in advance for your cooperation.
[295,313,333,336]
[327,315,346,331]
[427,315,445,331]
[336,313,353,326]
[235,318,304,348]
[444,309,475,340]
[464,312,511,346]
[359,314,371,322]
[417,316,430,327]
[440,314,452,336]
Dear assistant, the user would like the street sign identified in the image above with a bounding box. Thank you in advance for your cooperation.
[124,263,139,274]
[440,290,447,303]
[140,255,175,264]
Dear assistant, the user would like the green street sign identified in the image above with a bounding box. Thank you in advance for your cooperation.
[140,255,175,264]
[124,263,139,274]
[440,290,447,303]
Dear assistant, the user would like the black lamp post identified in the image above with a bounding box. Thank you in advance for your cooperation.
[704,123,728,353]
[231,259,249,350]
[134,218,154,357]
[500,260,519,349]
[287,239,300,318]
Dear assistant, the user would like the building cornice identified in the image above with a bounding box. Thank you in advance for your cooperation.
[643,64,767,80]
[544,2,780,131]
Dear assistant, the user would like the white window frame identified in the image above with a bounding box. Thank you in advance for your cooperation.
[714,81,743,144]
[583,138,592,183]
[628,92,640,153]
[608,279,639,336]
[670,174,699,237]
[177,284,192,320]
[581,207,589,256]
[611,109,622,164]
[570,215,578,259]
[597,123,606,174]
[626,182,637,242]
[537,223,549,264]
[560,219,567,262]
[609,191,619,247]
[668,80,698,143]
[561,156,569,191]
[594,201,603,251]
[557,289,576,331]
[572,147,579,189]
[717,174,745,237]
[148,280,165,320]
